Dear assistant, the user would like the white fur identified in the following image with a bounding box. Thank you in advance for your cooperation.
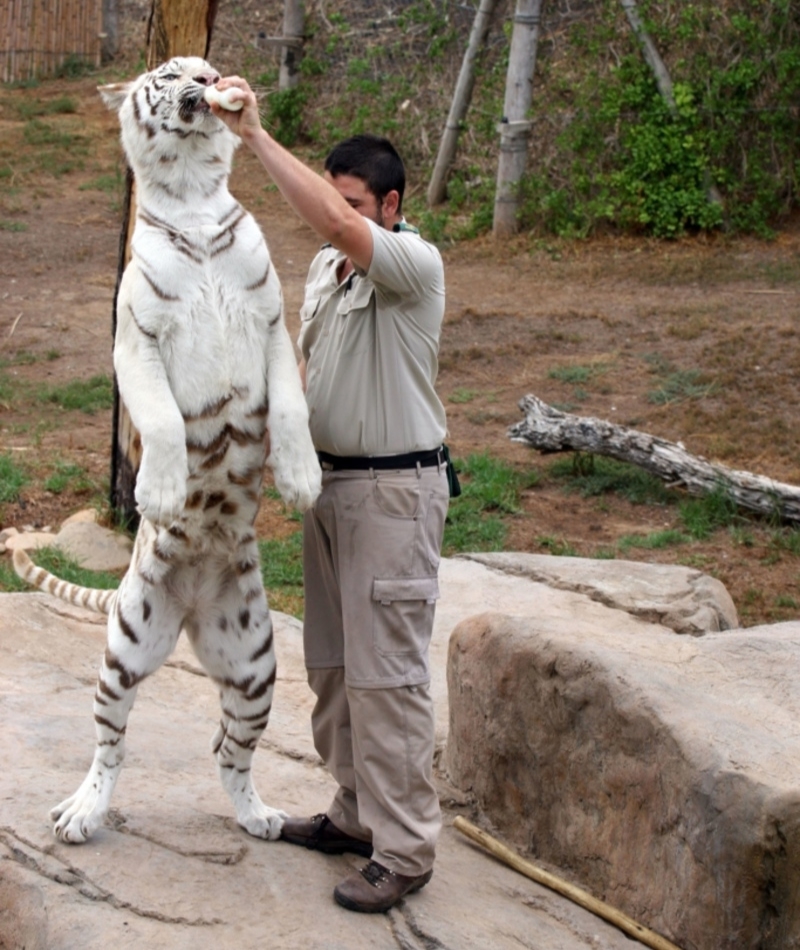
[39,58,320,845]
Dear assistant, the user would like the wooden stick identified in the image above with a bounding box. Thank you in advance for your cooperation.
[453,816,683,950]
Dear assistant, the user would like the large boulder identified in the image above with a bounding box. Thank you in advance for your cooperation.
[460,551,738,634]
[446,610,800,950]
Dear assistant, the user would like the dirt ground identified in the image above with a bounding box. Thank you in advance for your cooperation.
[1,73,800,628]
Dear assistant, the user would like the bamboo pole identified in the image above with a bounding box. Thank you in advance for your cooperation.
[453,817,683,950]
[279,0,305,91]
[619,0,675,114]
[493,0,543,236]
[427,0,499,206]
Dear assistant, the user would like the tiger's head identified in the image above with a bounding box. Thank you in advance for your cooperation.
[98,57,238,196]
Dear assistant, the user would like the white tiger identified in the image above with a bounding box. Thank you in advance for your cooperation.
[13,56,321,844]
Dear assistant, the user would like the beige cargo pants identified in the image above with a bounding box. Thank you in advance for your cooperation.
[302,463,449,876]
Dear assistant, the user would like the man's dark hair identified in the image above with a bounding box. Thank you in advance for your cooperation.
[325,134,405,212]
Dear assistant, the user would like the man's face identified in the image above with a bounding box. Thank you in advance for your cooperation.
[325,172,386,228]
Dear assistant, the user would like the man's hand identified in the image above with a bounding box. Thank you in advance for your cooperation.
[208,77,263,144]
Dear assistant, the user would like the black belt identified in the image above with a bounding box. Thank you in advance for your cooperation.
[317,447,444,471]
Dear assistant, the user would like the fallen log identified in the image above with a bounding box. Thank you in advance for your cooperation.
[509,395,800,524]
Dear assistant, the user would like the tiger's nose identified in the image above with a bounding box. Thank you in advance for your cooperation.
[195,72,220,87]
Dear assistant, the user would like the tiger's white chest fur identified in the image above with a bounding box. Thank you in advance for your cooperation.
[13,57,321,845]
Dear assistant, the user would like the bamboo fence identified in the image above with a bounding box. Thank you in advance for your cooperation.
[1,0,103,83]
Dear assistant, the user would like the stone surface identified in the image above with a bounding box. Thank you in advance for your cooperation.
[461,551,739,633]
[0,576,647,950]
[61,508,100,526]
[53,520,132,572]
[446,610,800,950]
[3,530,57,553]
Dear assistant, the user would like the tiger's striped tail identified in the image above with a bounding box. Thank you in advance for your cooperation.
[12,548,117,615]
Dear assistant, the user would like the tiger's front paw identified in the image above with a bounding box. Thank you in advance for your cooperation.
[270,441,322,512]
[135,445,188,525]
[238,804,288,840]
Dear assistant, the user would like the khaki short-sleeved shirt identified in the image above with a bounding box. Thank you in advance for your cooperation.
[297,218,447,457]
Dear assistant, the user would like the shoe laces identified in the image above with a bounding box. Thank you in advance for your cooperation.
[360,861,392,887]
[310,814,331,840]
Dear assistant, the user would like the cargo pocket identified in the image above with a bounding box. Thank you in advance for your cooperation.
[372,576,440,657]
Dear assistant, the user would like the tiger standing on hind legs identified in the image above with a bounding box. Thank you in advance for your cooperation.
[208,78,453,913]
[13,57,321,844]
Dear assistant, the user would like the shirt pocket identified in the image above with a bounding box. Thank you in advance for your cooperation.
[372,576,440,656]
[336,279,375,318]
[300,294,321,324]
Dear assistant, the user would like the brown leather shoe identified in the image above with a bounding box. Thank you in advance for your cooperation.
[280,813,372,857]
[333,860,433,913]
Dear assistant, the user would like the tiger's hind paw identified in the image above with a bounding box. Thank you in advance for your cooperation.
[50,797,103,844]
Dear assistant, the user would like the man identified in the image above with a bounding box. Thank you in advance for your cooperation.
[212,79,450,914]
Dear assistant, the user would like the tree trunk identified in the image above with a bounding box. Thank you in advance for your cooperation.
[620,0,676,114]
[493,0,543,236]
[427,0,499,207]
[510,395,800,523]
[279,0,304,91]
[110,0,219,526]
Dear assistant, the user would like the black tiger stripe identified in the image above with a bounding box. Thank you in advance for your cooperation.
[246,399,269,419]
[104,649,143,690]
[201,173,227,199]
[228,425,263,446]
[239,609,250,629]
[227,466,261,486]
[244,586,263,604]
[97,679,121,704]
[133,93,155,138]
[160,122,193,139]
[212,721,227,754]
[245,263,271,291]
[183,393,233,423]
[235,557,259,577]
[185,490,204,509]
[221,702,272,723]
[249,629,274,663]
[186,424,230,455]
[142,269,180,301]
[143,599,152,622]
[200,445,229,470]
[117,606,140,644]
[245,666,277,702]
[128,303,157,340]
[95,714,126,735]
[225,733,258,751]
[218,203,244,227]
[152,540,173,562]
[138,566,156,585]
[203,491,226,511]
[210,230,235,257]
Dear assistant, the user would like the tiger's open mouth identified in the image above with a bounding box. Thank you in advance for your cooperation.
[178,88,212,123]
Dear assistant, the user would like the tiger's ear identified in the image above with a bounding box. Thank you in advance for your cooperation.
[98,82,133,112]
